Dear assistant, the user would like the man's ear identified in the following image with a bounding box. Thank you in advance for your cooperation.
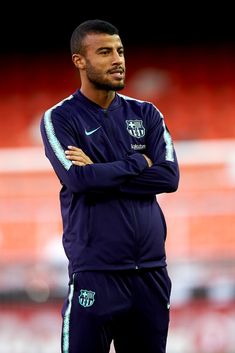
[72,54,86,69]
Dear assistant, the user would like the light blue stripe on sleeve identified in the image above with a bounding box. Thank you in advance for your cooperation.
[43,97,73,170]
[160,113,175,162]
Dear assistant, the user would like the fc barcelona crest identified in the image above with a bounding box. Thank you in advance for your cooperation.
[79,289,95,307]
[126,120,145,138]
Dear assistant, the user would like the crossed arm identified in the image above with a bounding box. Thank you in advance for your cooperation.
[64,145,178,195]
[65,145,153,167]
[41,109,179,195]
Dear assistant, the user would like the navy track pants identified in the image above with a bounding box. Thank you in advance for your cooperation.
[61,267,172,353]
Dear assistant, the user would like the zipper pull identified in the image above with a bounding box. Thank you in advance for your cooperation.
[102,109,108,117]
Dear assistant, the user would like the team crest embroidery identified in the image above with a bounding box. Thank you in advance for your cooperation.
[126,120,145,138]
[79,289,95,307]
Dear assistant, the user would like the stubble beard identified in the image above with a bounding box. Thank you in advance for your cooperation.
[86,62,125,91]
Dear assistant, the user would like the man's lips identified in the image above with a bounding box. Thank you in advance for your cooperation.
[108,69,125,79]
[110,72,124,79]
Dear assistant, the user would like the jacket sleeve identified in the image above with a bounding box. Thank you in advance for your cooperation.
[119,106,180,196]
[40,110,148,194]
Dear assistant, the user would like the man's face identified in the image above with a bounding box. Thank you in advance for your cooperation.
[82,33,126,91]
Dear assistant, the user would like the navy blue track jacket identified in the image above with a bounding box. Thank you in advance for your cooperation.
[40,90,179,278]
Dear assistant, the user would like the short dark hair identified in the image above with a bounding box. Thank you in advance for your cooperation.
[70,19,119,55]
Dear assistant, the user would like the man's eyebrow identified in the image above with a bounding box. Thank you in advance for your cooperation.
[96,47,111,51]
[96,45,124,52]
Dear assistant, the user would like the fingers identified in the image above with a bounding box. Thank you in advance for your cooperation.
[65,146,93,166]
[142,154,153,167]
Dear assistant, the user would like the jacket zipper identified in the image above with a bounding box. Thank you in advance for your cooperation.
[102,109,119,158]
[129,199,141,269]
[103,109,140,269]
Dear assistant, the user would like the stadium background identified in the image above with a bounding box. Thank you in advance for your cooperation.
[0,5,235,352]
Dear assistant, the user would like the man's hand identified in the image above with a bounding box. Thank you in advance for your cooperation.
[65,146,93,166]
[143,154,153,167]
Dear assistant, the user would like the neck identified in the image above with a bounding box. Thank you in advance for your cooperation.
[80,86,116,109]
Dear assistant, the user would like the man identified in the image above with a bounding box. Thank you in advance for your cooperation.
[40,19,179,353]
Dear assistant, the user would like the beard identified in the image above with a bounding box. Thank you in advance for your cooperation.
[86,60,125,91]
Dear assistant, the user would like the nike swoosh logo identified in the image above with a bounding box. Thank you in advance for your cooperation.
[85,126,101,136]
